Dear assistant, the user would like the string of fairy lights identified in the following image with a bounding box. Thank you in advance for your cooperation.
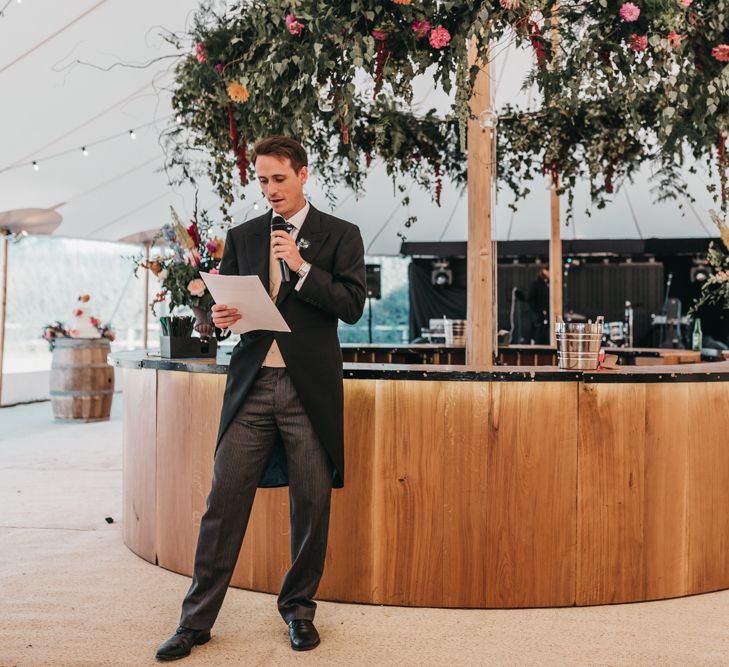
[0,116,175,175]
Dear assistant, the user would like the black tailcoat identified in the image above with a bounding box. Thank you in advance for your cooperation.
[215,205,366,488]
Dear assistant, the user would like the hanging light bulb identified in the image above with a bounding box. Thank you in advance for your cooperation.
[253,202,260,210]
[32,161,39,171]
[478,109,499,130]
[129,130,136,140]
[82,147,89,157]
[175,114,183,124]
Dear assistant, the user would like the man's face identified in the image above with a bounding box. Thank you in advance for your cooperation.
[254,154,308,219]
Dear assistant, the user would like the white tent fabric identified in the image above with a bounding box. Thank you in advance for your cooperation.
[0,0,718,254]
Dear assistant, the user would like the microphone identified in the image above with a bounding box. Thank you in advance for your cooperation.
[271,215,292,283]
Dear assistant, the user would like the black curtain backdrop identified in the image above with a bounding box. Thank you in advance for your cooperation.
[409,259,467,340]
[408,258,666,345]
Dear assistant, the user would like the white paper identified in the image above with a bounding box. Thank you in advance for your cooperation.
[200,272,291,335]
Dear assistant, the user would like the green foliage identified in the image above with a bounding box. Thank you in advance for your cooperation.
[163,0,729,222]
[690,210,729,313]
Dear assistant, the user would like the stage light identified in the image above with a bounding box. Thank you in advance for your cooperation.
[431,258,453,286]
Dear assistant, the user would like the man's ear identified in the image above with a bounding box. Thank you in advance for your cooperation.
[299,166,309,186]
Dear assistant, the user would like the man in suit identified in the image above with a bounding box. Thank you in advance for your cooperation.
[156,136,366,661]
[527,267,550,344]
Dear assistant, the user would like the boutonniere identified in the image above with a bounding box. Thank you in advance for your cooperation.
[297,237,310,250]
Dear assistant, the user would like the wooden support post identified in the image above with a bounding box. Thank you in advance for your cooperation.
[467,38,494,367]
[549,186,562,346]
[143,241,150,350]
[0,235,8,406]
[549,1,563,346]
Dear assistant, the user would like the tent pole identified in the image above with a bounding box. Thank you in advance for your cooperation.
[143,241,150,350]
[0,234,8,406]
[466,38,494,367]
[549,1,563,346]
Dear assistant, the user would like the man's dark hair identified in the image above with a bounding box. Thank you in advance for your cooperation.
[251,136,308,172]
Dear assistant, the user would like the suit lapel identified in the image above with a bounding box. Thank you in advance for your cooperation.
[244,211,272,291]
[276,205,330,307]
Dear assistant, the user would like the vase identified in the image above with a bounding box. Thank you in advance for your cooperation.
[191,306,214,337]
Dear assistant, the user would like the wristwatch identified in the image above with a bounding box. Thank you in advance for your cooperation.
[296,261,311,279]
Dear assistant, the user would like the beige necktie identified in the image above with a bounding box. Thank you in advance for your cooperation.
[262,240,286,367]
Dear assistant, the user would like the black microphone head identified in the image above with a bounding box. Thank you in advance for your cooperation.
[271,215,288,232]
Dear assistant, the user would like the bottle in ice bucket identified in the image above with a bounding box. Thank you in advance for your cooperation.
[691,318,703,352]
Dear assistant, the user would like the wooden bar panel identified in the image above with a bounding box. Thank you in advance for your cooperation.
[687,383,729,593]
[156,371,195,576]
[122,368,157,563]
[318,379,378,602]
[577,383,647,604]
[442,382,490,606]
[372,381,446,606]
[643,383,690,600]
[189,373,226,551]
[486,382,577,607]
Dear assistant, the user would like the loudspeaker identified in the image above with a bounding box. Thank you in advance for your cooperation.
[365,264,382,299]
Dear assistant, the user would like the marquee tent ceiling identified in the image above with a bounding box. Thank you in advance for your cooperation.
[0,0,719,255]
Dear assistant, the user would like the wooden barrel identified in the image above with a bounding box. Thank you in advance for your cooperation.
[50,338,114,422]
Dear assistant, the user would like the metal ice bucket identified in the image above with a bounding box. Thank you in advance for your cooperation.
[556,316,604,370]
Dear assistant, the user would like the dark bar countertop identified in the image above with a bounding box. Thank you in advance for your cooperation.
[111,349,729,384]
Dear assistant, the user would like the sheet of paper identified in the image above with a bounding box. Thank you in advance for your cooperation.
[200,272,291,335]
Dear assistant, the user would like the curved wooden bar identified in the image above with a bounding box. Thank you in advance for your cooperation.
[115,351,729,608]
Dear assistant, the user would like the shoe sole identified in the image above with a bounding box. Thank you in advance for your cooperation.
[156,634,211,661]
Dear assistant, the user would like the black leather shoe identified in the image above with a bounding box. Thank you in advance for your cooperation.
[288,619,320,651]
[155,626,211,661]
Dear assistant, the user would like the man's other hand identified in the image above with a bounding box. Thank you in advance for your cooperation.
[211,303,241,329]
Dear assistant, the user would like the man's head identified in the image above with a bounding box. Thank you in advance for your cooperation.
[251,136,309,219]
[539,267,550,281]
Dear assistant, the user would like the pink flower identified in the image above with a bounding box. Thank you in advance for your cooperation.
[712,44,729,63]
[500,0,521,9]
[214,63,224,73]
[411,20,431,39]
[184,248,201,267]
[629,34,648,52]
[678,0,692,7]
[372,29,388,41]
[206,240,218,255]
[209,267,220,275]
[285,13,305,36]
[429,25,451,49]
[619,2,641,22]
[667,30,683,49]
[194,41,207,64]
[73,308,84,317]
[187,279,206,298]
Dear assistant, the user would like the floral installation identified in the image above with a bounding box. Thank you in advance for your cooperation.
[41,294,115,351]
[133,205,229,315]
[690,211,729,314]
[163,0,729,225]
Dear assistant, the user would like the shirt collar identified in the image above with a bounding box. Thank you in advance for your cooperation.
[283,200,310,232]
